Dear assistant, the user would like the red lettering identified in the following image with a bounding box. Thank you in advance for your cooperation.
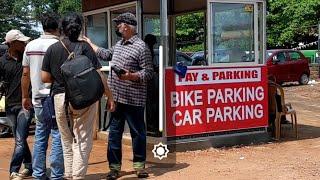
[185,73,193,81]
[219,72,225,80]
[226,71,232,79]
[212,72,219,80]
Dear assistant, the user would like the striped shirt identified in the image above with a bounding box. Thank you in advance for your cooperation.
[97,35,153,107]
[22,34,59,107]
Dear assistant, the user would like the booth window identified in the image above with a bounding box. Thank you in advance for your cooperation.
[86,13,109,66]
[143,16,160,48]
[209,2,258,64]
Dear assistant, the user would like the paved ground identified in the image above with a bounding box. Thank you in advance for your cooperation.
[1,82,320,179]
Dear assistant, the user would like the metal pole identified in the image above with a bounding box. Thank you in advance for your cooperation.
[318,23,320,78]
[318,23,320,56]
[160,0,168,140]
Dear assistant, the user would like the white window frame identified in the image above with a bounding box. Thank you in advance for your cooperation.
[207,0,265,67]
[83,1,140,71]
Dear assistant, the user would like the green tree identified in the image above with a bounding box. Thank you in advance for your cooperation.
[0,0,39,42]
[267,0,320,49]
[29,0,81,19]
[0,0,82,42]
[176,12,206,51]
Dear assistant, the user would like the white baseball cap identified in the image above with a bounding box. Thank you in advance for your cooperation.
[2,29,30,44]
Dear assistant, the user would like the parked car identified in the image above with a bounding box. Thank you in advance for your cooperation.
[154,49,207,67]
[266,49,310,85]
[190,51,208,65]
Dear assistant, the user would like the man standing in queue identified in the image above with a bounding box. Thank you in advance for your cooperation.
[0,30,33,180]
[85,13,153,179]
[21,13,64,180]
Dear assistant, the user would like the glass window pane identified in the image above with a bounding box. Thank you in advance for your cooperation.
[143,16,160,49]
[143,16,160,69]
[86,13,108,66]
[176,12,207,66]
[210,3,255,64]
[289,52,300,60]
[277,52,286,63]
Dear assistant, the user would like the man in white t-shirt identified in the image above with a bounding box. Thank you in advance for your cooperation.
[21,13,64,180]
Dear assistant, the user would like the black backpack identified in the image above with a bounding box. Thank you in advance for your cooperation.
[60,41,104,110]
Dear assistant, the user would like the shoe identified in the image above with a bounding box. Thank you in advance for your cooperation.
[136,169,149,178]
[19,168,32,177]
[106,170,120,180]
[9,172,22,180]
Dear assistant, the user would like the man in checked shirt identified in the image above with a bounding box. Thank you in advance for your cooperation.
[85,13,153,179]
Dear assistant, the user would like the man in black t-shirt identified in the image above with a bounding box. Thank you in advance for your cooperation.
[0,29,33,180]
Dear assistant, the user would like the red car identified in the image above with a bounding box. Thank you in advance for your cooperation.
[266,49,310,85]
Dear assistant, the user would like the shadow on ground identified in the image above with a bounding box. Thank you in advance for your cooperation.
[145,161,189,177]
[85,173,109,180]
[275,123,320,142]
[84,162,189,180]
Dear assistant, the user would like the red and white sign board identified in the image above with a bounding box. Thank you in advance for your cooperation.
[165,66,268,137]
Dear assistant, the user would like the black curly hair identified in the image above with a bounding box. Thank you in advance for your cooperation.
[62,12,83,42]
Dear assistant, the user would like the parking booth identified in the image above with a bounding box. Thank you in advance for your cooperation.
[82,0,268,145]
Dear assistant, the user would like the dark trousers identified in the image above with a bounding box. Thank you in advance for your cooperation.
[6,105,33,174]
[107,103,146,170]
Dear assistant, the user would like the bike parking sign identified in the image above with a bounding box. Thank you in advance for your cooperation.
[165,66,268,137]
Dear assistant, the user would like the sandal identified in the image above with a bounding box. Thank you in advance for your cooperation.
[106,170,120,180]
[136,169,149,178]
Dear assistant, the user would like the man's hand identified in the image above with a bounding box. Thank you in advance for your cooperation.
[107,98,116,112]
[22,98,32,110]
[83,36,99,52]
[82,36,92,44]
[119,70,139,81]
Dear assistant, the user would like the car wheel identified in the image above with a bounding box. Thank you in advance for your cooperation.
[199,60,207,66]
[299,73,309,85]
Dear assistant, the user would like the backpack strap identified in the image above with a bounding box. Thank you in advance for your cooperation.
[60,40,77,142]
[60,40,75,60]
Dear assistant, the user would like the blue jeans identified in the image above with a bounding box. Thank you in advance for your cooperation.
[6,105,32,174]
[32,107,64,180]
[107,103,146,170]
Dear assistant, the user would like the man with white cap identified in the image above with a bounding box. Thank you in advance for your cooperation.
[0,29,33,180]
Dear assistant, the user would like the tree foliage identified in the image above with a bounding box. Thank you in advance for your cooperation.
[0,0,39,42]
[0,0,82,42]
[176,12,205,51]
[29,0,81,19]
[1,0,319,50]
[267,0,320,49]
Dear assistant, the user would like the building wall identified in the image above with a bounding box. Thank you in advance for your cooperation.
[82,0,134,12]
